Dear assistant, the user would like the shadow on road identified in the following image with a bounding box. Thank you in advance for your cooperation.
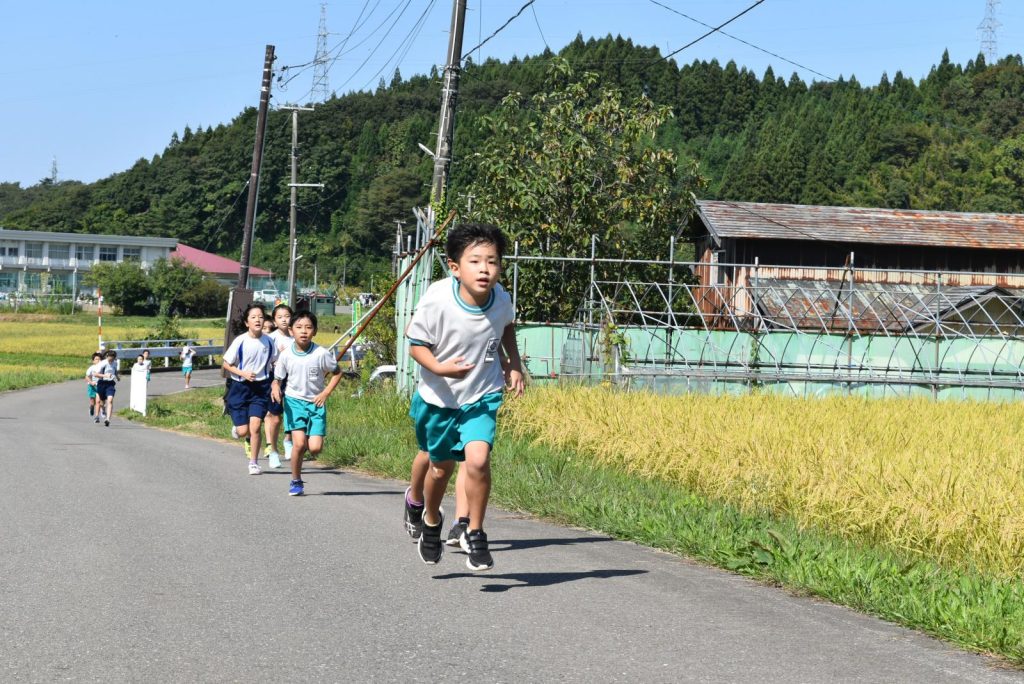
[320,491,398,496]
[490,536,612,551]
[432,568,647,592]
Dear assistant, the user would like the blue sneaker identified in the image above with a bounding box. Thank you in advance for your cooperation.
[288,479,304,496]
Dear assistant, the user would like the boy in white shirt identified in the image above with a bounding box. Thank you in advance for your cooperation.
[95,350,120,427]
[180,343,196,389]
[403,222,524,571]
[85,352,103,421]
[271,311,342,496]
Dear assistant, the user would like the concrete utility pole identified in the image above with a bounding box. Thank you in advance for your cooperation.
[280,104,322,309]
[430,0,468,206]
[227,44,274,350]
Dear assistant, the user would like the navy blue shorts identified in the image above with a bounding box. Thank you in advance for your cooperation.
[226,379,271,427]
[266,396,284,416]
[96,380,117,400]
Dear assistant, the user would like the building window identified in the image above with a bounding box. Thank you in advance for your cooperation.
[24,242,43,259]
[48,244,69,260]
[49,273,74,293]
[0,244,17,257]
[75,245,93,261]
[99,246,118,262]
[0,272,14,290]
[122,247,142,262]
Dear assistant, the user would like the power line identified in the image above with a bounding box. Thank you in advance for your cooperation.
[461,0,536,62]
[531,2,550,52]
[659,0,765,64]
[359,0,439,91]
[334,0,416,92]
[648,0,835,82]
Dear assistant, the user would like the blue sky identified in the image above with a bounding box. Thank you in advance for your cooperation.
[1,1,1021,188]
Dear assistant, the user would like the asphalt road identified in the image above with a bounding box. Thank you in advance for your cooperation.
[0,370,1020,683]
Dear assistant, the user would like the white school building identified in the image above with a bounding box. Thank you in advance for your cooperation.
[0,228,177,295]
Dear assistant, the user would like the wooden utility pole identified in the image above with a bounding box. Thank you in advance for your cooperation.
[237,44,276,290]
[430,0,468,205]
[280,104,321,309]
[227,44,274,349]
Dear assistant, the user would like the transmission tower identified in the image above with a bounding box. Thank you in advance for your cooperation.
[50,156,58,184]
[979,0,1000,63]
[312,3,330,101]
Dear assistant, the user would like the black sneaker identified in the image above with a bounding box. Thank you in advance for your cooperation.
[464,529,493,571]
[403,486,424,541]
[417,508,444,564]
[446,518,469,548]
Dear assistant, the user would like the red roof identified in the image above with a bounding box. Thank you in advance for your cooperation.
[171,243,270,277]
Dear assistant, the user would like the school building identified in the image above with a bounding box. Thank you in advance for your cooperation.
[0,228,271,295]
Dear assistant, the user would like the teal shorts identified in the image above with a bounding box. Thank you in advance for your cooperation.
[409,390,503,463]
[87,384,97,399]
[283,395,327,437]
[182,366,193,376]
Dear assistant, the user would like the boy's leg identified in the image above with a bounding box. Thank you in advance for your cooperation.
[306,435,324,457]
[105,394,115,425]
[264,412,281,454]
[409,450,430,503]
[288,430,308,495]
[462,441,492,531]
[418,459,455,564]
[446,465,471,547]
[247,416,263,460]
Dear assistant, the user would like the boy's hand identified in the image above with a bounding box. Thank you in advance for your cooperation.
[271,385,282,403]
[435,357,475,378]
[313,390,330,407]
[505,369,524,397]
[239,369,256,382]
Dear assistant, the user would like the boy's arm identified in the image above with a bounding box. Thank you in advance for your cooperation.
[501,323,524,397]
[409,344,474,378]
[313,368,345,407]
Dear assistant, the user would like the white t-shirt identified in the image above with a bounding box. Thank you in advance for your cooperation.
[405,276,515,408]
[222,333,278,382]
[86,362,105,386]
[97,360,119,383]
[180,346,196,368]
[267,329,293,355]
[274,342,339,401]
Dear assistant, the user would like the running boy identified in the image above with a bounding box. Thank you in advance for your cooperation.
[85,351,103,419]
[263,303,294,469]
[403,222,524,571]
[141,349,152,382]
[270,311,342,496]
[221,304,278,475]
[180,342,196,389]
[96,350,120,427]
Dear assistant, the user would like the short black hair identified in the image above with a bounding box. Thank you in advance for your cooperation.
[91,352,102,360]
[105,350,117,359]
[289,310,318,332]
[445,222,507,262]
[272,303,294,318]
[232,303,266,335]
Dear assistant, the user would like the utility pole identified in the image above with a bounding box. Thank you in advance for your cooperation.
[430,0,468,206]
[228,44,274,349]
[280,104,322,309]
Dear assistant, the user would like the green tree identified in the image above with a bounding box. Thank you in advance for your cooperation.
[149,257,206,316]
[465,59,704,320]
[84,262,153,315]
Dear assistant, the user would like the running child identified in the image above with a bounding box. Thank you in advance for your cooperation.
[263,303,294,469]
[262,319,275,335]
[96,350,120,427]
[221,304,278,475]
[141,349,152,382]
[403,222,524,571]
[85,351,103,419]
[270,311,342,496]
[180,343,196,389]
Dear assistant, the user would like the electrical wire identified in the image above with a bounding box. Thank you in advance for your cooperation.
[359,0,439,91]
[461,0,536,62]
[659,0,765,63]
[334,0,416,92]
[531,2,550,52]
[648,0,835,81]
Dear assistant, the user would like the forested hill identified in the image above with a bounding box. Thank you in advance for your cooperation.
[2,35,1024,285]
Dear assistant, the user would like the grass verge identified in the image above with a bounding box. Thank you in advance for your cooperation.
[126,386,1024,666]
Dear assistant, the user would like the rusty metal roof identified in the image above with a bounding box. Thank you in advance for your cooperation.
[696,200,1024,250]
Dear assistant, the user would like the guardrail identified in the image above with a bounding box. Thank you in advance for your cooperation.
[105,338,222,368]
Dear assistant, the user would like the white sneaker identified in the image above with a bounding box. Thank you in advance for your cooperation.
[248,461,262,476]
[283,439,293,461]
[268,451,282,469]
[231,425,239,440]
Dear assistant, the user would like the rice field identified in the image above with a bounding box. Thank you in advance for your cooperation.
[0,315,223,357]
[502,386,1024,577]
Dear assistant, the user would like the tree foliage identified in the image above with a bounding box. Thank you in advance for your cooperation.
[84,262,154,315]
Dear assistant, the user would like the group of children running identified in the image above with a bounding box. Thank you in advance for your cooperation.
[81,223,521,572]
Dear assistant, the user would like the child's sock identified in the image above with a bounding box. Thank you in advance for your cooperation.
[406,491,424,508]
[458,516,470,526]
